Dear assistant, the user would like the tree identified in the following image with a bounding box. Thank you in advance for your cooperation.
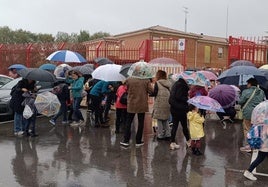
[77,30,90,43]
[90,31,110,40]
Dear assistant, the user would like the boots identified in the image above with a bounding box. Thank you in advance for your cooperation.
[192,147,202,156]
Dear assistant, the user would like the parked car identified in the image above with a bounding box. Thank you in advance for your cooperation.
[0,78,56,118]
[0,74,13,88]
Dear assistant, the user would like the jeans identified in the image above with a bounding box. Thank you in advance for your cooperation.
[248,151,268,172]
[170,111,190,143]
[157,119,171,138]
[14,112,25,132]
[123,113,145,143]
[25,114,36,135]
[52,101,68,122]
[72,97,84,122]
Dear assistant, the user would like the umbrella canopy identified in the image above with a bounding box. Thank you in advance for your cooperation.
[149,57,180,65]
[259,64,268,70]
[119,63,132,78]
[34,91,61,117]
[209,84,237,109]
[71,64,94,75]
[229,60,255,67]
[171,72,195,84]
[187,96,224,113]
[54,64,72,78]
[92,64,126,81]
[127,61,155,79]
[39,63,56,71]
[251,100,268,125]
[217,66,266,86]
[18,68,56,82]
[46,50,87,63]
[94,57,114,66]
[8,64,26,70]
[197,70,217,80]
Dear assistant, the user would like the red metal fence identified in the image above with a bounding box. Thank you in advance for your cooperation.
[228,36,268,67]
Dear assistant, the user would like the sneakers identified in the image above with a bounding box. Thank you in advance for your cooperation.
[120,141,130,147]
[62,120,69,124]
[49,119,56,126]
[170,142,180,150]
[240,145,252,153]
[14,131,24,136]
[243,170,257,181]
[70,121,79,127]
[136,141,144,147]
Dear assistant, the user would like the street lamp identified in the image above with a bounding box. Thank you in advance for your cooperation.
[183,6,188,32]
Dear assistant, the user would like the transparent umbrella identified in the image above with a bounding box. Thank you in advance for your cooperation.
[34,91,61,117]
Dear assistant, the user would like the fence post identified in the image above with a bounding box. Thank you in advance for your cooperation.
[58,42,65,50]
[0,44,3,73]
[26,43,33,67]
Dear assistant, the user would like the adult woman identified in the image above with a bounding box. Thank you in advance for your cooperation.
[169,78,191,150]
[69,71,85,126]
[151,70,171,140]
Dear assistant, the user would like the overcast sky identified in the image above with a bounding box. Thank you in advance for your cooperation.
[1,0,267,38]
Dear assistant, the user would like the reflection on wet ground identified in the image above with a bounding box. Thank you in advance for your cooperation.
[0,110,268,187]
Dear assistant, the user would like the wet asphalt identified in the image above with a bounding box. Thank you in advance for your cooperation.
[0,109,268,187]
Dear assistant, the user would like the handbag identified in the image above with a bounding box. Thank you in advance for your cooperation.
[23,104,33,119]
[247,125,263,149]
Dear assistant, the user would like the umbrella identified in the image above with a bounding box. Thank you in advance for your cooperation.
[39,63,56,71]
[34,91,61,117]
[71,64,94,75]
[259,64,268,70]
[94,57,114,66]
[119,63,132,78]
[127,61,155,79]
[229,60,255,67]
[92,64,126,81]
[149,57,180,65]
[46,50,87,63]
[54,64,72,78]
[8,64,26,70]
[251,100,268,125]
[187,96,225,113]
[209,84,237,109]
[171,72,195,84]
[197,70,218,80]
[18,68,56,82]
[217,66,266,86]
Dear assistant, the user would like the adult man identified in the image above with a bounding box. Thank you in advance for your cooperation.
[238,78,266,152]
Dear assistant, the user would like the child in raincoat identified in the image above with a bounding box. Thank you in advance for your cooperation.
[187,104,205,156]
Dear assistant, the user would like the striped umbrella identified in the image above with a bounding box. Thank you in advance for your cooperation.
[46,50,87,63]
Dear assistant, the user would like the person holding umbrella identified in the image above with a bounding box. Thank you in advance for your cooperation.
[9,78,36,136]
[68,70,85,126]
[239,78,266,152]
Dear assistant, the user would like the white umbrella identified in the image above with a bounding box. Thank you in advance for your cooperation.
[92,64,126,81]
[54,64,72,78]
[34,91,61,117]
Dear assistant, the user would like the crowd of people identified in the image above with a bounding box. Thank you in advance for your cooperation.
[7,66,268,181]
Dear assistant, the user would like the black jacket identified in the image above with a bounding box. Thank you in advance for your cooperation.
[169,78,189,113]
[10,79,36,114]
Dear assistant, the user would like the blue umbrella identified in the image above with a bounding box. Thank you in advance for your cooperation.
[46,50,87,63]
[8,64,26,70]
[39,63,56,71]
[217,66,266,86]
[229,60,255,67]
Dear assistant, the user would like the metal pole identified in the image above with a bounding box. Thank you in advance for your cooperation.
[226,5,229,39]
[183,7,188,33]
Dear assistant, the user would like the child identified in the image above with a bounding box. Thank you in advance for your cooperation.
[115,82,127,133]
[187,104,205,156]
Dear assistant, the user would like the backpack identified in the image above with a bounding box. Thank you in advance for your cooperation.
[119,91,128,105]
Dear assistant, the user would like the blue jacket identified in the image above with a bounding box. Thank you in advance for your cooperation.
[70,77,84,98]
[90,81,110,97]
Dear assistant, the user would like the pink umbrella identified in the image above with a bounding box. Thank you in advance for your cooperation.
[197,70,218,80]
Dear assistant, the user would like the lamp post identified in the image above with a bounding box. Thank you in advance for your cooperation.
[183,6,188,32]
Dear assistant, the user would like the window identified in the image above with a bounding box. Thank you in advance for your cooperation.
[204,46,211,63]
[218,47,223,58]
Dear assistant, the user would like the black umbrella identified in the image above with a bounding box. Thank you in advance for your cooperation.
[72,64,94,75]
[18,68,56,82]
[119,63,132,78]
[94,57,114,66]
